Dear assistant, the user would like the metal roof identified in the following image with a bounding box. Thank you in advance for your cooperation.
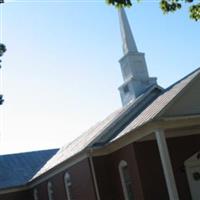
[115,67,200,140]
[32,108,124,179]
[1,68,200,189]
[34,68,200,180]
[33,85,162,179]
[0,149,58,190]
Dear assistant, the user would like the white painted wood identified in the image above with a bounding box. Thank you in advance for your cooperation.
[118,160,130,200]
[186,166,200,200]
[89,153,101,200]
[64,173,72,200]
[185,152,200,200]
[155,129,179,200]
[118,8,157,106]
[33,188,39,200]
[118,8,138,54]
[47,182,54,200]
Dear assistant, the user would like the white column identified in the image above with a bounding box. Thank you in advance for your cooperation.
[88,151,101,200]
[155,129,179,200]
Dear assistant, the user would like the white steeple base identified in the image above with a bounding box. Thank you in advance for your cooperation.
[119,76,157,106]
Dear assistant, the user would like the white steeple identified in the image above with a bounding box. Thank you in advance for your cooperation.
[118,8,138,54]
[118,8,157,106]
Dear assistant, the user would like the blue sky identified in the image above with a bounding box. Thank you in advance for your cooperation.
[0,0,200,154]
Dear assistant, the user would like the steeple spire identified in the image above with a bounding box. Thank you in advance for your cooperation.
[118,8,138,54]
[117,8,157,106]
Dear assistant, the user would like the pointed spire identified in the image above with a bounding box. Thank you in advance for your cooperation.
[117,8,157,106]
[118,8,138,55]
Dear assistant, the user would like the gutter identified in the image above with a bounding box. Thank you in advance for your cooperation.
[88,149,101,200]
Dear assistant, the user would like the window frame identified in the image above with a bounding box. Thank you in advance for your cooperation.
[118,160,134,200]
[33,188,39,200]
[64,172,72,200]
[47,181,54,200]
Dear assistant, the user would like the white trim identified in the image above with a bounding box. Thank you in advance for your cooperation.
[92,117,200,157]
[47,181,54,200]
[155,129,179,200]
[64,172,72,200]
[88,85,160,147]
[184,151,200,200]
[1,118,200,195]
[140,127,200,142]
[88,151,101,200]
[162,114,200,121]
[33,188,39,200]
[118,160,130,200]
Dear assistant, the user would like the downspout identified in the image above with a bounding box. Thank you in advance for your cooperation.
[88,149,101,200]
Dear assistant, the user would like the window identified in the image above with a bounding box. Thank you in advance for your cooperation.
[47,181,54,200]
[119,160,134,200]
[123,85,129,94]
[64,172,72,200]
[33,188,39,200]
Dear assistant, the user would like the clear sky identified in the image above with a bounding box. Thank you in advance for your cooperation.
[0,0,199,154]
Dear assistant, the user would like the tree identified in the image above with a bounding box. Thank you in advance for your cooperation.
[0,43,6,105]
[0,43,6,57]
[0,43,6,68]
[106,0,200,21]
[0,1,6,105]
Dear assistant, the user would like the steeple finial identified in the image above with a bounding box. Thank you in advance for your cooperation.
[118,8,138,55]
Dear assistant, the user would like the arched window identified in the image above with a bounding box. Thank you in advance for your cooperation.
[47,181,54,200]
[118,160,134,200]
[33,188,39,200]
[64,172,72,200]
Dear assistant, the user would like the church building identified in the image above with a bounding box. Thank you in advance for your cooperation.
[0,8,200,200]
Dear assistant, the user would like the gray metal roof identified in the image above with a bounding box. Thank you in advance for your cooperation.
[115,67,200,140]
[32,108,124,179]
[33,85,162,179]
[34,68,200,180]
[0,149,58,190]
[3,68,199,189]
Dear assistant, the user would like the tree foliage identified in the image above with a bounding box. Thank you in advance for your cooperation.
[0,43,5,105]
[106,0,200,21]
[0,43,6,69]
[0,43,6,57]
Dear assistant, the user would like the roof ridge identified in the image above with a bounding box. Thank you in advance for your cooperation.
[165,67,200,92]
[91,85,162,146]
[0,148,58,157]
[114,67,200,140]
[155,67,200,119]
[32,85,162,180]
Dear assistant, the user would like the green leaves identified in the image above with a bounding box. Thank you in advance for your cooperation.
[106,0,200,21]
[160,0,182,13]
[106,0,132,7]
[190,3,200,21]
[0,43,6,57]
[0,43,6,69]
[160,0,200,21]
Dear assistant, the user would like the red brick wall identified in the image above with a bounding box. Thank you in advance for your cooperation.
[93,144,144,200]
[134,134,200,200]
[134,139,169,200]
[34,158,97,200]
[2,135,200,200]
